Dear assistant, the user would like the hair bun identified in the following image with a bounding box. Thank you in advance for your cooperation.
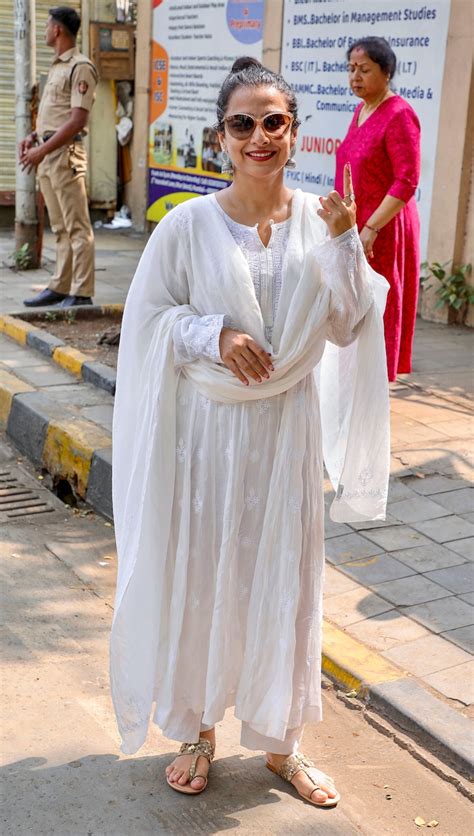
[231,56,263,74]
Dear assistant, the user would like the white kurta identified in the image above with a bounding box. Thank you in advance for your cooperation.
[111,189,390,755]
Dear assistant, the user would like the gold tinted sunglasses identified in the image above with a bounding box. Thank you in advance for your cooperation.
[224,112,294,139]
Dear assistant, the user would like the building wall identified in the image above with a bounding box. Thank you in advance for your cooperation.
[85,0,118,209]
[421,0,473,324]
[125,0,151,231]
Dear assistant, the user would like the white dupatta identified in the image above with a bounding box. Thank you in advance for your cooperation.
[111,189,390,753]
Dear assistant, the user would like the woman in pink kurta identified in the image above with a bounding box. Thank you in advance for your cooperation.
[335,37,420,381]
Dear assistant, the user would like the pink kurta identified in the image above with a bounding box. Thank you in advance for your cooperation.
[335,95,420,380]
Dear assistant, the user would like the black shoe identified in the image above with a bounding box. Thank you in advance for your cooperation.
[58,295,93,307]
[23,289,66,307]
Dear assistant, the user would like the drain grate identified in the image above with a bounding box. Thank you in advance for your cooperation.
[0,468,57,522]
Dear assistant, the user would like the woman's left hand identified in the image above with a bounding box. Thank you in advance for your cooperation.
[317,162,356,238]
[359,225,378,260]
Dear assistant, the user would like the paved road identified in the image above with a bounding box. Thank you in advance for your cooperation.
[1,436,472,835]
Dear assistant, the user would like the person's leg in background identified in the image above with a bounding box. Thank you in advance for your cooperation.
[23,162,73,306]
[54,143,95,303]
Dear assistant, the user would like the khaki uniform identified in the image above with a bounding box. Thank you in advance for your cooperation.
[37,47,98,297]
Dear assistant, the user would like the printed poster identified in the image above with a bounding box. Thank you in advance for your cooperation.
[281,0,451,258]
[147,0,264,221]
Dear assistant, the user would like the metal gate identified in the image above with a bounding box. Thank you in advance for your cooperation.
[0,0,82,197]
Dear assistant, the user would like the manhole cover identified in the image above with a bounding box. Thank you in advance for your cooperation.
[0,467,57,522]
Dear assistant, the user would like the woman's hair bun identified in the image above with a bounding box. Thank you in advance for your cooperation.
[231,56,263,74]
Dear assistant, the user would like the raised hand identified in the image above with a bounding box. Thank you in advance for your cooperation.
[317,162,356,238]
[219,327,274,386]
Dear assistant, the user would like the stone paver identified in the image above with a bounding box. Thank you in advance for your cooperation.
[458,592,474,605]
[81,404,114,432]
[363,525,430,552]
[386,479,416,502]
[45,383,115,407]
[324,518,352,539]
[404,474,470,495]
[2,353,46,369]
[15,363,77,388]
[373,575,451,606]
[428,418,473,439]
[445,537,474,560]
[338,553,416,586]
[324,533,382,565]
[350,512,401,531]
[322,587,393,627]
[424,562,474,594]
[442,624,474,654]
[0,338,37,358]
[391,418,450,444]
[403,597,474,634]
[348,610,429,652]
[390,543,467,572]
[389,393,468,422]
[412,515,474,543]
[405,474,469,496]
[389,495,451,524]
[323,565,358,597]
[382,633,471,677]
[432,488,474,515]
[425,661,474,706]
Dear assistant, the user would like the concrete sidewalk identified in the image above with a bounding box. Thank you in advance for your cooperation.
[1,226,473,776]
[0,226,144,313]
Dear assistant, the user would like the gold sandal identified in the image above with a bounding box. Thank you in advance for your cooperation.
[266,752,340,808]
[166,738,215,795]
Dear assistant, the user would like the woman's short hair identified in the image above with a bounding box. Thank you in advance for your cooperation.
[347,37,397,79]
[216,56,300,131]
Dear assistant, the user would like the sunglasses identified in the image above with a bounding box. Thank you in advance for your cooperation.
[224,112,294,139]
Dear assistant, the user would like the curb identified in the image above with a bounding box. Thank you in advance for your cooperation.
[1,370,112,519]
[0,364,472,780]
[322,622,473,778]
[0,309,121,396]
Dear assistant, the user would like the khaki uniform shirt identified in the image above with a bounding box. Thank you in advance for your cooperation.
[36,47,98,136]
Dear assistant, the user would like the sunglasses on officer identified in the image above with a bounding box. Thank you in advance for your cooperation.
[224,112,294,140]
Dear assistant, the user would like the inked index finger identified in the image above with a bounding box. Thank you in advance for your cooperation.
[343,162,354,199]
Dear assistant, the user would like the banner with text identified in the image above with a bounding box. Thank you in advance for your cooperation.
[147,0,264,222]
[281,0,451,258]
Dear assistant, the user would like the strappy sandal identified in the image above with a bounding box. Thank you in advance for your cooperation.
[266,752,340,808]
[166,738,215,795]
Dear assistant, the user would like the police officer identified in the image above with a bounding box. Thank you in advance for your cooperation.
[20,7,98,307]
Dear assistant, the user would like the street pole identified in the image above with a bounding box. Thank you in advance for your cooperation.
[14,0,39,268]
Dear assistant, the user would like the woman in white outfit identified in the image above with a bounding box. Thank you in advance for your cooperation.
[111,57,390,808]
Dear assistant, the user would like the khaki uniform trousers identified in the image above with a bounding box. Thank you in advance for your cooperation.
[38,142,95,297]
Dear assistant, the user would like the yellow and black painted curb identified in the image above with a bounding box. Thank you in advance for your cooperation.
[322,620,404,694]
[0,307,122,395]
[322,621,473,778]
[0,368,112,520]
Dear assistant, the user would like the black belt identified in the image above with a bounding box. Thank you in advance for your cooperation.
[42,131,84,142]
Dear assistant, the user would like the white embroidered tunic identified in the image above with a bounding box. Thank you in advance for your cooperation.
[110,190,390,755]
[173,197,292,363]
